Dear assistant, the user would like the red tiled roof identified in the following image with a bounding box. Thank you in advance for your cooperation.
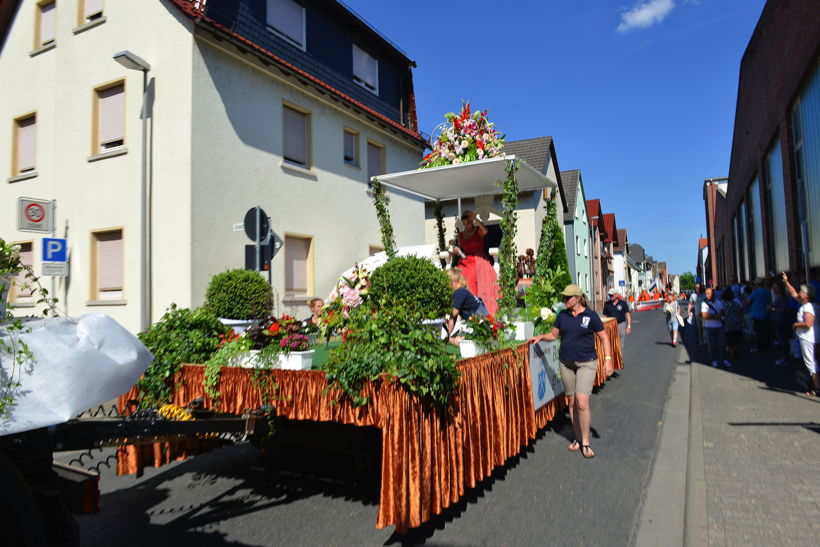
[168,0,426,147]
[699,238,708,250]
[602,213,618,244]
[586,199,603,228]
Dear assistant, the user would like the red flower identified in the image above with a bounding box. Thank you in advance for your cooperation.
[476,139,485,150]
[269,323,280,334]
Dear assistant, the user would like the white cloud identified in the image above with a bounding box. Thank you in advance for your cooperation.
[617,0,676,33]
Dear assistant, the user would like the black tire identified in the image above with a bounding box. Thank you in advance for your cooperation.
[0,449,50,547]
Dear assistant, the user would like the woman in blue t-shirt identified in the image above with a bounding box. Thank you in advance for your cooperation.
[529,284,612,459]
[445,269,488,345]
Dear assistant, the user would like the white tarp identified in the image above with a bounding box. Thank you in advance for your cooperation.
[374,155,557,201]
[0,314,153,436]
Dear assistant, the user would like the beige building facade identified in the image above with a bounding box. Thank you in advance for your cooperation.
[1,0,427,333]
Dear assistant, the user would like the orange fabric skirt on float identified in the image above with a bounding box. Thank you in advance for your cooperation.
[458,255,499,316]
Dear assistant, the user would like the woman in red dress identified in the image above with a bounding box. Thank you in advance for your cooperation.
[456,210,499,315]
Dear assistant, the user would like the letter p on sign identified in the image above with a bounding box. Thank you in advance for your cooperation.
[42,238,68,262]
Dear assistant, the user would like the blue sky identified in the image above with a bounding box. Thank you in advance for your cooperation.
[343,0,767,275]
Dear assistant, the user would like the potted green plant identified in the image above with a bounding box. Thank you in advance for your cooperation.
[460,314,509,358]
[205,269,274,333]
[0,238,23,318]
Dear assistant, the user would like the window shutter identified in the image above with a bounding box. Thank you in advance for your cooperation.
[97,232,123,291]
[343,131,356,164]
[267,0,304,45]
[283,106,307,166]
[352,45,378,90]
[13,243,34,298]
[84,0,103,19]
[285,236,309,293]
[17,117,36,173]
[367,142,382,180]
[98,85,125,148]
[40,2,55,45]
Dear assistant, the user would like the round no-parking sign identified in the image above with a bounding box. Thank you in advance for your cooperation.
[18,197,53,233]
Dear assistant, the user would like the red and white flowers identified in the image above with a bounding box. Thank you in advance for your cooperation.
[421,102,505,168]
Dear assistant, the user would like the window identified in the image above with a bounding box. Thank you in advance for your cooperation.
[8,242,34,303]
[95,83,125,152]
[285,235,312,296]
[792,62,820,265]
[266,0,305,48]
[583,238,588,257]
[81,0,103,23]
[575,235,580,255]
[765,140,789,271]
[352,44,378,94]
[283,105,309,168]
[585,273,589,292]
[577,272,581,286]
[582,208,587,224]
[739,202,749,280]
[36,1,56,48]
[367,141,384,181]
[13,114,36,176]
[92,230,123,301]
[343,128,359,166]
[748,178,764,277]
[732,214,742,280]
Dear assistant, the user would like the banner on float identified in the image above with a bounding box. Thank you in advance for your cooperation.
[529,340,564,410]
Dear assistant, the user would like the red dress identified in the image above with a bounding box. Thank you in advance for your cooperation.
[458,230,499,315]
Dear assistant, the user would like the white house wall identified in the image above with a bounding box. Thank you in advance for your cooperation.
[190,36,425,313]
[0,0,195,332]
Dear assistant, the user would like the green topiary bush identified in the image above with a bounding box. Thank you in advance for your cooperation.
[205,269,273,319]
[368,256,451,319]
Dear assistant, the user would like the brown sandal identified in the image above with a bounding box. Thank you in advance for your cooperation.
[581,444,595,458]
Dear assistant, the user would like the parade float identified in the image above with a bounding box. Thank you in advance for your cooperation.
[109,104,623,533]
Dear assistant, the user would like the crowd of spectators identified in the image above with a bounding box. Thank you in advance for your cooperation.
[685,270,820,396]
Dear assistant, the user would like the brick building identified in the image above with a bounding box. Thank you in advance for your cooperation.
[710,0,820,284]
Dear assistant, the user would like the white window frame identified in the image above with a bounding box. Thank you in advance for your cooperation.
[95,81,126,153]
[8,241,35,304]
[91,229,124,301]
[13,113,37,176]
[367,140,385,182]
[282,103,310,168]
[36,1,56,48]
[266,0,306,49]
[284,234,313,297]
[352,44,379,95]
[343,127,359,167]
[81,0,103,23]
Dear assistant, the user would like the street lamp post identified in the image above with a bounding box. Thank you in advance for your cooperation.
[113,51,152,331]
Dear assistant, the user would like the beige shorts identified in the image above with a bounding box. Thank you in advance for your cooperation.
[559,359,598,396]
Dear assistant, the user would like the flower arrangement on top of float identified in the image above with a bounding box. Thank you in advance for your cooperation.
[420,102,505,169]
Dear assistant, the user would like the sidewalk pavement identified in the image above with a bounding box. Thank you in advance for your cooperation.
[640,322,820,546]
[688,340,820,546]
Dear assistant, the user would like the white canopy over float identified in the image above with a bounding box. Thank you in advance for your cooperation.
[374,155,556,202]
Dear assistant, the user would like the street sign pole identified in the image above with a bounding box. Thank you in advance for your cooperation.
[51,201,56,302]
[255,206,261,272]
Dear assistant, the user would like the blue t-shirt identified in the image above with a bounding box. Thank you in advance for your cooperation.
[603,298,629,323]
[452,287,483,320]
[554,307,604,362]
[749,287,771,320]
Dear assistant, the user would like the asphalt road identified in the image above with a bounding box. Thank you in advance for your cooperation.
[58,309,679,546]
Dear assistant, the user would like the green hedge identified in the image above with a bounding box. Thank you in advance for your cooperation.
[368,256,451,320]
[205,269,273,320]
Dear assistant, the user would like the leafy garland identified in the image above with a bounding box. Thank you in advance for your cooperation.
[1,238,60,421]
[535,190,557,280]
[434,200,446,268]
[370,177,396,258]
[496,159,520,316]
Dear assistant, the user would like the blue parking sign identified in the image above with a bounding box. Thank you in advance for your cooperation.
[42,238,68,262]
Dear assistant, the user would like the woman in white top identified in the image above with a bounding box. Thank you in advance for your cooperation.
[701,286,730,368]
[782,273,818,396]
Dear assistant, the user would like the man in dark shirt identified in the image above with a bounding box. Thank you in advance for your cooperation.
[603,288,631,358]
